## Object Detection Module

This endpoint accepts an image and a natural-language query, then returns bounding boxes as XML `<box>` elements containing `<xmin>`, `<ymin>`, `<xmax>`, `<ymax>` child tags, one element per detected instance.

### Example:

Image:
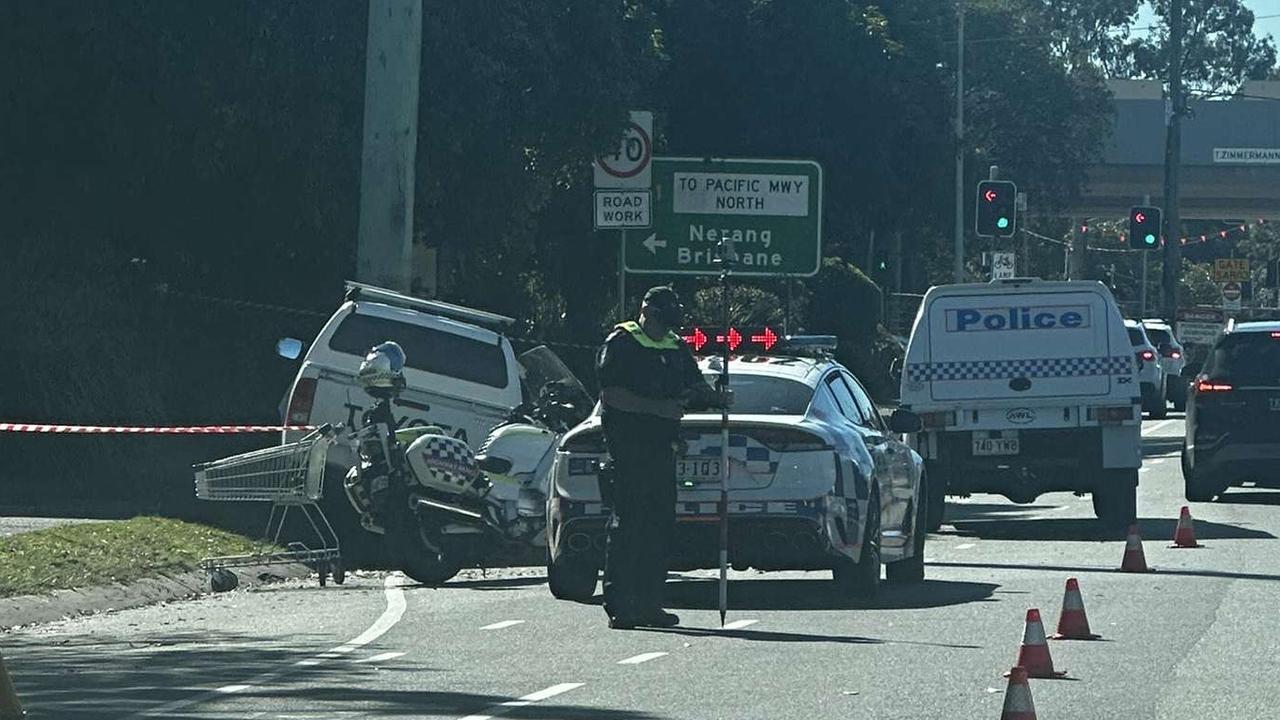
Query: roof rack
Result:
<box><xmin>343</xmin><ymin>281</ymin><xmax>516</xmax><ymax>329</ymax></box>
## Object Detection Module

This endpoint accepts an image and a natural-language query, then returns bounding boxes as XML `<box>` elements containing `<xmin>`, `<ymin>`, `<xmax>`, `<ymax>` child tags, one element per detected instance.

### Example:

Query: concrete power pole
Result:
<box><xmin>356</xmin><ymin>0</ymin><xmax>423</xmax><ymax>293</ymax></box>
<box><xmin>1161</xmin><ymin>0</ymin><xmax>1184</xmax><ymax>319</ymax></box>
<box><xmin>953</xmin><ymin>0</ymin><xmax>966</xmax><ymax>283</ymax></box>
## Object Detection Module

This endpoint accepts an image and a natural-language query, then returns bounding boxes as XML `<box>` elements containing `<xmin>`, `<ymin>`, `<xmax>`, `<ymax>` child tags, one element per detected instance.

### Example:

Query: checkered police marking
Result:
<box><xmin>906</xmin><ymin>355</ymin><xmax>1132</xmax><ymax>382</ymax></box>
<box><xmin>417</xmin><ymin>435</ymin><xmax>479</xmax><ymax>489</ymax></box>
<box><xmin>681</xmin><ymin>431</ymin><xmax>779</xmax><ymax>475</ymax></box>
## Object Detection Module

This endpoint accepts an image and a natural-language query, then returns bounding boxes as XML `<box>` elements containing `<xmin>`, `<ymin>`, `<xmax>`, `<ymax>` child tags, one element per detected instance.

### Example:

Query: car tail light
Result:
<box><xmin>286</xmin><ymin>377</ymin><xmax>317</xmax><ymax>424</ymax></box>
<box><xmin>1160</xmin><ymin>348</ymin><xmax>1182</xmax><ymax>359</ymax></box>
<box><xmin>1088</xmin><ymin>405</ymin><xmax>1133</xmax><ymax>424</ymax></box>
<box><xmin>1137</xmin><ymin>350</ymin><xmax>1156</xmax><ymax>363</ymax></box>
<box><xmin>561</xmin><ymin>431</ymin><xmax>606</xmax><ymax>454</ymax></box>
<box><xmin>749</xmin><ymin>427</ymin><xmax>830</xmax><ymax>451</ymax></box>
<box><xmin>1195</xmin><ymin>380</ymin><xmax>1233</xmax><ymax>393</ymax></box>
<box><xmin>918</xmin><ymin>410</ymin><xmax>956</xmax><ymax>429</ymax></box>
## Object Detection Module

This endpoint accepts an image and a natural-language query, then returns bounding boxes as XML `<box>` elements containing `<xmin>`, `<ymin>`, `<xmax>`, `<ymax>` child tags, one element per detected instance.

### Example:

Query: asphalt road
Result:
<box><xmin>7</xmin><ymin>415</ymin><xmax>1280</xmax><ymax>719</ymax></box>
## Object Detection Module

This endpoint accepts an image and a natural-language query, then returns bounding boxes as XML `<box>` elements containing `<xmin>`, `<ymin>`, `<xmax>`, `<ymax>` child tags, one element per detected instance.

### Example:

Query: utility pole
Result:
<box><xmin>1161</xmin><ymin>0</ymin><xmax>1184</xmax><ymax>320</ymax></box>
<box><xmin>953</xmin><ymin>0</ymin><xmax>966</xmax><ymax>283</ymax></box>
<box><xmin>356</xmin><ymin>0</ymin><xmax>423</xmax><ymax>293</ymax></box>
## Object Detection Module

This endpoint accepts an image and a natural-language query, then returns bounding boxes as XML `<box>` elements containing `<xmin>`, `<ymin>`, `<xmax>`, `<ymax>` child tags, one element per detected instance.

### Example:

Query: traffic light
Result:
<box><xmin>1128</xmin><ymin>206</ymin><xmax>1162</xmax><ymax>250</ymax></box>
<box><xmin>975</xmin><ymin>180</ymin><xmax>1017</xmax><ymax>238</ymax></box>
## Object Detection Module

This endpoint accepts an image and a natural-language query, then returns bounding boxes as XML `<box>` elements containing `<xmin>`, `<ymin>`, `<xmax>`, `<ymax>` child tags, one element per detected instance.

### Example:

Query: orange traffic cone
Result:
<box><xmin>1119</xmin><ymin>523</ymin><xmax>1151</xmax><ymax>572</ymax></box>
<box><xmin>1000</xmin><ymin>666</ymin><xmax>1038</xmax><ymax>720</ymax></box>
<box><xmin>1051</xmin><ymin>577</ymin><xmax>1102</xmax><ymax>640</ymax></box>
<box><xmin>1170</xmin><ymin>506</ymin><xmax>1202</xmax><ymax>548</ymax></box>
<box><xmin>0</xmin><ymin>651</ymin><xmax>25</xmax><ymax>719</ymax></box>
<box><xmin>1005</xmin><ymin>609</ymin><xmax>1067</xmax><ymax>679</ymax></box>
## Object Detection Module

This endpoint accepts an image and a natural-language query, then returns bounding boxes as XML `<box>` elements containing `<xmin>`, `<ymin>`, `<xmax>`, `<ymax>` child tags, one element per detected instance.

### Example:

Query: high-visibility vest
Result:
<box><xmin>614</xmin><ymin>321</ymin><xmax>682</xmax><ymax>350</ymax></box>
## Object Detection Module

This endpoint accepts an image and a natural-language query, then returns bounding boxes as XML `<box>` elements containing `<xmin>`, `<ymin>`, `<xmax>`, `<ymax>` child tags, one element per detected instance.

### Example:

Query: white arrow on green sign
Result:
<box><xmin>624</xmin><ymin>157</ymin><xmax>823</xmax><ymax>276</ymax></box>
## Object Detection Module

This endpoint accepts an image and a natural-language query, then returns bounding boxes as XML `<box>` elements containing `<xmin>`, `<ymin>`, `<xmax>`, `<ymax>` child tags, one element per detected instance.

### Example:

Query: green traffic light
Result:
<box><xmin>997</xmin><ymin>217</ymin><xmax>1010</xmax><ymax>229</ymax></box>
<box><xmin>1144</xmin><ymin>233</ymin><xmax>1156</xmax><ymax>246</ymax></box>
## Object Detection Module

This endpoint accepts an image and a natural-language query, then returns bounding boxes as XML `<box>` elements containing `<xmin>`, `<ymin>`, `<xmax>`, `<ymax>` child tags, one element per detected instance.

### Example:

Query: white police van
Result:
<box><xmin>899</xmin><ymin>279</ymin><xmax>1142</xmax><ymax>528</ymax></box>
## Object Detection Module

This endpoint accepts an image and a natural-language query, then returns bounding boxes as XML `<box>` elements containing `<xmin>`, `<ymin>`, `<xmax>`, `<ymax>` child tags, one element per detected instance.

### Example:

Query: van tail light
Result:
<box><xmin>1195</xmin><ymin>380</ymin><xmax>1233</xmax><ymax>393</ymax></box>
<box><xmin>918</xmin><ymin>411</ymin><xmax>957</xmax><ymax>429</ymax></box>
<box><xmin>286</xmin><ymin>377</ymin><xmax>318</xmax><ymax>424</ymax></box>
<box><xmin>1137</xmin><ymin>350</ymin><xmax>1156</xmax><ymax>363</ymax></box>
<box><xmin>1088</xmin><ymin>405</ymin><xmax>1134</xmax><ymax>424</ymax></box>
<box><xmin>1161</xmin><ymin>348</ymin><xmax>1182</xmax><ymax>359</ymax></box>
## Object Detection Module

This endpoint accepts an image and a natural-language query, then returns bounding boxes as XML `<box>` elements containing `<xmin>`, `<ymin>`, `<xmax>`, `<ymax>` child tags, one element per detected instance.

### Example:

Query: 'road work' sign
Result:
<box><xmin>594</xmin><ymin>190</ymin><xmax>651</xmax><ymax>229</ymax></box>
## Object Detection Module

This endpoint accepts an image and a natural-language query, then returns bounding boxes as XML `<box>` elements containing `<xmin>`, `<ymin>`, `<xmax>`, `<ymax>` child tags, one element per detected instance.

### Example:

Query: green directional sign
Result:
<box><xmin>624</xmin><ymin>157</ymin><xmax>823</xmax><ymax>276</ymax></box>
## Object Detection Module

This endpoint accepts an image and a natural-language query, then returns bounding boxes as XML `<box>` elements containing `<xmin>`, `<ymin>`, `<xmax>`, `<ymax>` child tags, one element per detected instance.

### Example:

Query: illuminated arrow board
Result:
<box><xmin>625</xmin><ymin>157</ymin><xmax>824</xmax><ymax>277</ymax></box>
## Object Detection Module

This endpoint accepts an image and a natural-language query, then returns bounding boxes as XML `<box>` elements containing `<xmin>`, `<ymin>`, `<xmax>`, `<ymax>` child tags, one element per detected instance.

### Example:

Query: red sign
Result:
<box><xmin>1222</xmin><ymin>282</ymin><xmax>1242</xmax><ymax>301</ymax></box>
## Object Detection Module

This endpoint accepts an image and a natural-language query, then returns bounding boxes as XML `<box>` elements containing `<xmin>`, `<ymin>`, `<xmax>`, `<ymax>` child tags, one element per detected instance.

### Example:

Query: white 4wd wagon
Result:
<box><xmin>899</xmin><ymin>279</ymin><xmax>1143</xmax><ymax>528</ymax></box>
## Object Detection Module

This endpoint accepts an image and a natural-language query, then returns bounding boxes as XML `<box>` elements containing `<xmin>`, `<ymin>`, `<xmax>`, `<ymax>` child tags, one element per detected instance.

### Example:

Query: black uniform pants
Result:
<box><xmin>601</xmin><ymin>415</ymin><xmax>677</xmax><ymax>619</ymax></box>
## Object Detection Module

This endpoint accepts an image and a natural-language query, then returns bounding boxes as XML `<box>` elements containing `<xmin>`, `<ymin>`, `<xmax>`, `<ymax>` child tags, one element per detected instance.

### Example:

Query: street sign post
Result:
<box><xmin>593</xmin><ymin>190</ymin><xmax>651</xmax><ymax>230</ymax></box>
<box><xmin>625</xmin><ymin>157</ymin><xmax>823</xmax><ymax>276</ymax></box>
<box><xmin>990</xmin><ymin>251</ymin><xmax>1016</xmax><ymax>280</ymax></box>
<box><xmin>1222</xmin><ymin>281</ymin><xmax>1242</xmax><ymax>311</ymax></box>
<box><xmin>1176</xmin><ymin>307</ymin><xmax>1225</xmax><ymax>346</ymax></box>
<box><xmin>594</xmin><ymin>111</ymin><xmax>653</xmax><ymax>190</ymax></box>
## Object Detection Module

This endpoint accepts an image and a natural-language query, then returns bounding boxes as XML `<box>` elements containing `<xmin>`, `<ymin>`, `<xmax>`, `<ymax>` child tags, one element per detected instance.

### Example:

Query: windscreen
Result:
<box><xmin>1145</xmin><ymin>327</ymin><xmax>1173</xmax><ymax>347</ymax></box>
<box><xmin>1203</xmin><ymin>333</ymin><xmax>1280</xmax><ymax>385</ymax></box>
<box><xmin>1127</xmin><ymin>327</ymin><xmax>1146</xmax><ymax>345</ymax></box>
<box><xmin>329</xmin><ymin>314</ymin><xmax>509</xmax><ymax>388</ymax></box>
<box><xmin>703</xmin><ymin>374</ymin><xmax>812</xmax><ymax>414</ymax></box>
<box><xmin>918</xmin><ymin>290</ymin><xmax>1122</xmax><ymax>400</ymax></box>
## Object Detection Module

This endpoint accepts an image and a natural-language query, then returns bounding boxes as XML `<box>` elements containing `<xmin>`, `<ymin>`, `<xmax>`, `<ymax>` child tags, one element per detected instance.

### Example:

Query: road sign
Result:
<box><xmin>594</xmin><ymin>190</ymin><xmax>651</xmax><ymax>229</ymax></box>
<box><xmin>625</xmin><ymin>157</ymin><xmax>823</xmax><ymax>276</ymax></box>
<box><xmin>1222</xmin><ymin>281</ymin><xmax>1242</xmax><ymax>310</ymax></box>
<box><xmin>991</xmin><ymin>251</ymin><xmax>1016</xmax><ymax>279</ymax></box>
<box><xmin>594</xmin><ymin>111</ymin><xmax>653</xmax><ymax>189</ymax></box>
<box><xmin>1213</xmin><ymin>258</ymin><xmax>1250</xmax><ymax>283</ymax></box>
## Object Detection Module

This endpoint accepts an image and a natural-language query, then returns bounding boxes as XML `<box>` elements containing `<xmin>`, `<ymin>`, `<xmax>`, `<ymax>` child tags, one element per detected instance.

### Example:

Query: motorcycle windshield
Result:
<box><xmin>517</xmin><ymin>346</ymin><xmax>592</xmax><ymax>417</ymax></box>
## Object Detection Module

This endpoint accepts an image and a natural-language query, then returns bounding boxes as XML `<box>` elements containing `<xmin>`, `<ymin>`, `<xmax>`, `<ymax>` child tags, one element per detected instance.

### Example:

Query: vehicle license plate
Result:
<box><xmin>972</xmin><ymin>438</ymin><xmax>1020</xmax><ymax>456</ymax></box>
<box><xmin>677</xmin><ymin>458</ymin><xmax>722</xmax><ymax>483</ymax></box>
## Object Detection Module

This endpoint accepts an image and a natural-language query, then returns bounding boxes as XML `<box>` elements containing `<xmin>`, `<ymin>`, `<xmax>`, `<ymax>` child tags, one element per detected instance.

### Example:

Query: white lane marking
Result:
<box><xmin>127</xmin><ymin>575</ymin><xmax>408</xmax><ymax>718</ymax></box>
<box><xmin>480</xmin><ymin>620</ymin><xmax>525</xmax><ymax>630</ymax></box>
<box><xmin>1151</xmin><ymin>458</ymin><xmax>1166</xmax><ymax>464</ymax></box>
<box><xmin>955</xmin><ymin>543</ymin><xmax>977</xmax><ymax>550</ymax></box>
<box><xmin>617</xmin><ymin>652</ymin><xmax>668</xmax><ymax>665</ymax></box>
<box><xmin>1140</xmin><ymin>467</ymin><xmax>1152</xmax><ymax>473</ymax></box>
<box><xmin>721</xmin><ymin>619</ymin><xmax>759</xmax><ymax>630</ymax></box>
<box><xmin>1143</xmin><ymin>419</ymin><xmax>1178</xmax><ymax>436</ymax></box>
<box><xmin>458</xmin><ymin>682</ymin><xmax>584</xmax><ymax>720</ymax></box>
<box><xmin>354</xmin><ymin>651</ymin><xmax>406</xmax><ymax>664</ymax></box>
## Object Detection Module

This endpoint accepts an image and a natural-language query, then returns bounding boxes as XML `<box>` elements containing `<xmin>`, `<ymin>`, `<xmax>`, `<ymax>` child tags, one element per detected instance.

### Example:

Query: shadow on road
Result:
<box><xmin>634</xmin><ymin>621</ymin><xmax>981</xmax><ymax>650</ymax></box>
<box><xmin>240</xmin><ymin>685</ymin><xmax>659</xmax><ymax>719</ymax></box>
<box><xmin>946</xmin><ymin>516</ymin><xmax>1274</xmax><ymax>542</ymax></box>
<box><xmin>660</xmin><ymin>577</ymin><xmax>999</xmax><ymax>612</ymax></box>
<box><xmin>1142</xmin><ymin>436</ymin><xmax>1183</xmax><ymax>457</ymax></box>
<box><xmin>1216</xmin><ymin>490</ymin><xmax>1280</xmax><ymax>506</ymax></box>
<box><xmin>928</xmin><ymin>560</ymin><xmax>1280</xmax><ymax>584</ymax></box>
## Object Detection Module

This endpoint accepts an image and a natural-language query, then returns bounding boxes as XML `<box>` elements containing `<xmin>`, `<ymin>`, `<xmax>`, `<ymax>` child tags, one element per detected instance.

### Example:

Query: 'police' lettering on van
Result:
<box><xmin>945</xmin><ymin>305</ymin><xmax>1091</xmax><ymax>332</ymax></box>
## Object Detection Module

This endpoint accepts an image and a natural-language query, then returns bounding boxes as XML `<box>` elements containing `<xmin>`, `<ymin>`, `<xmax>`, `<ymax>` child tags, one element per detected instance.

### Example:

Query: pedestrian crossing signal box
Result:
<box><xmin>1128</xmin><ymin>206</ymin><xmax>1162</xmax><ymax>250</ymax></box>
<box><xmin>975</xmin><ymin>180</ymin><xmax>1017</xmax><ymax>238</ymax></box>
<box><xmin>680</xmin><ymin>326</ymin><xmax>836</xmax><ymax>357</ymax></box>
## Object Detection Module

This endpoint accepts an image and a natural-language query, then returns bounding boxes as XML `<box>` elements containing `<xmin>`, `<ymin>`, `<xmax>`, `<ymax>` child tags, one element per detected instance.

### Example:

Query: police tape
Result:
<box><xmin>0</xmin><ymin>423</ymin><xmax>316</xmax><ymax>434</ymax></box>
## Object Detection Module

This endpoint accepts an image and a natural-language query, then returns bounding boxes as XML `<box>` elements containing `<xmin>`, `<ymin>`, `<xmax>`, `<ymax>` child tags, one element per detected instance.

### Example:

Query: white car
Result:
<box><xmin>545</xmin><ymin>336</ymin><xmax>929</xmax><ymax>603</ymax></box>
<box><xmin>1141</xmin><ymin>319</ymin><xmax>1188</xmax><ymax>410</ymax></box>
<box><xmin>1126</xmin><ymin>320</ymin><xmax>1168</xmax><ymax>418</ymax></box>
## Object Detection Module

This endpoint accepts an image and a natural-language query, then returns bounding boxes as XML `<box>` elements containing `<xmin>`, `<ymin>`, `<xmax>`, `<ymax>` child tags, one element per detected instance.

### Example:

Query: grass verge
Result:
<box><xmin>0</xmin><ymin>516</ymin><xmax>266</xmax><ymax>597</ymax></box>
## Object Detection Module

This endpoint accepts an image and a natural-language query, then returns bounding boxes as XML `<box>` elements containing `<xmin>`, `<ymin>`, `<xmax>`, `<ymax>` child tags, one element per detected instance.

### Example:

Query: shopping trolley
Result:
<box><xmin>193</xmin><ymin>424</ymin><xmax>343</xmax><ymax>588</ymax></box>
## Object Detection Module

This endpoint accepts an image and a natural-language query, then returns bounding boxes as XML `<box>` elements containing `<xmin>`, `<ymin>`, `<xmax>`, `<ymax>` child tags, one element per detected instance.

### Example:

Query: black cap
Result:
<box><xmin>642</xmin><ymin>285</ymin><xmax>681</xmax><ymax>308</ymax></box>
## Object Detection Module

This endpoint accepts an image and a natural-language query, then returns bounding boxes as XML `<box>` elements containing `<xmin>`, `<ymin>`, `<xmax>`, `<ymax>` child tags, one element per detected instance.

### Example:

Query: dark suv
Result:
<box><xmin>1182</xmin><ymin>321</ymin><xmax>1280</xmax><ymax>501</ymax></box>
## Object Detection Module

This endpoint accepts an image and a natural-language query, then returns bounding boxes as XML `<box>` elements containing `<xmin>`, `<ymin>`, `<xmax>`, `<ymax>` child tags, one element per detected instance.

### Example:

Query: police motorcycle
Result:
<box><xmin>343</xmin><ymin>342</ymin><xmax>590</xmax><ymax>585</ymax></box>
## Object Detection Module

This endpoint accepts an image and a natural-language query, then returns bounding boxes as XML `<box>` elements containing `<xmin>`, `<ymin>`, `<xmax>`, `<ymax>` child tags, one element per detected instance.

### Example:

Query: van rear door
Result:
<box><xmin>921</xmin><ymin>289</ymin><xmax>1121</xmax><ymax>401</ymax></box>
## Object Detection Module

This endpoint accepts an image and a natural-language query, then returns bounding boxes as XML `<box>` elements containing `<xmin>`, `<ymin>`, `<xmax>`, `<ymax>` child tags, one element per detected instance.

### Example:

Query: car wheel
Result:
<box><xmin>1182</xmin><ymin>451</ymin><xmax>1224</xmax><ymax>502</ymax></box>
<box><xmin>923</xmin><ymin>461</ymin><xmax>946</xmax><ymax>532</ymax></box>
<box><xmin>547</xmin><ymin>549</ymin><xmax>598</xmax><ymax>603</ymax></box>
<box><xmin>886</xmin><ymin>482</ymin><xmax>926</xmax><ymax>584</ymax></box>
<box><xmin>1092</xmin><ymin>469</ymin><xmax>1138</xmax><ymax>526</ymax></box>
<box><xmin>1149</xmin><ymin>379</ymin><xmax>1169</xmax><ymax>419</ymax></box>
<box><xmin>1170</xmin><ymin>379</ymin><xmax>1188</xmax><ymax>412</ymax></box>
<box><xmin>832</xmin><ymin>487</ymin><xmax>880</xmax><ymax>602</ymax></box>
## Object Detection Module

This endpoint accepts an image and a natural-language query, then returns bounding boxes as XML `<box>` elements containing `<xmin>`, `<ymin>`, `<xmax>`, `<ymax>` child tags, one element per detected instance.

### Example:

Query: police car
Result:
<box><xmin>545</xmin><ymin>330</ymin><xmax>929</xmax><ymax>603</ymax></box>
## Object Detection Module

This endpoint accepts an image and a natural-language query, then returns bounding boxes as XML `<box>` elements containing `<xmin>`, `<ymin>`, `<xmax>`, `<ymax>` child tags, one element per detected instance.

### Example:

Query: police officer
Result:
<box><xmin>596</xmin><ymin>285</ymin><xmax>724</xmax><ymax>629</ymax></box>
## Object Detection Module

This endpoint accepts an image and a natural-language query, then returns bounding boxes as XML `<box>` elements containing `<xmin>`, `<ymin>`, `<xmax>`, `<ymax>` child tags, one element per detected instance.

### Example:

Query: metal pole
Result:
<box><xmin>356</xmin><ymin>0</ymin><xmax>423</xmax><ymax>293</ymax></box>
<box><xmin>1161</xmin><ymin>0</ymin><xmax>1184</xmax><ymax>320</ymax></box>
<box><xmin>953</xmin><ymin>0</ymin><xmax>966</xmax><ymax>283</ymax></box>
<box><xmin>1140</xmin><ymin>194</ymin><xmax>1150</xmax><ymax>316</ymax></box>
<box><xmin>715</xmin><ymin>240</ymin><xmax>734</xmax><ymax>627</ymax></box>
<box><xmin>618</xmin><ymin>231</ymin><xmax>626</xmax><ymax>321</ymax></box>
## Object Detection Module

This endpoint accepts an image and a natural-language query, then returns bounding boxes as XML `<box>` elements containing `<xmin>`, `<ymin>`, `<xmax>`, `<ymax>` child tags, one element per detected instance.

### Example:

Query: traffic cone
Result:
<box><xmin>0</xmin><ymin>652</ymin><xmax>25</xmax><ymax>719</ymax></box>
<box><xmin>1119</xmin><ymin>523</ymin><xmax>1151</xmax><ymax>572</ymax></box>
<box><xmin>1004</xmin><ymin>609</ymin><xmax>1066</xmax><ymax>679</ymax></box>
<box><xmin>1051</xmin><ymin>577</ymin><xmax>1101</xmax><ymax>640</ymax></box>
<box><xmin>1000</xmin><ymin>666</ymin><xmax>1038</xmax><ymax>720</ymax></box>
<box><xmin>1170</xmin><ymin>506</ymin><xmax>1202</xmax><ymax>548</ymax></box>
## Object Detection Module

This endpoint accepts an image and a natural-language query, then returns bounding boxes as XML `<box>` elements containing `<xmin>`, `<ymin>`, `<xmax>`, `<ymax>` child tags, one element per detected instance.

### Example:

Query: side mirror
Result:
<box><xmin>476</xmin><ymin>455</ymin><xmax>513</xmax><ymax>476</ymax></box>
<box><xmin>276</xmin><ymin>337</ymin><xmax>305</xmax><ymax>360</ymax></box>
<box><xmin>887</xmin><ymin>409</ymin><xmax>923</xmax><ymax>434</ymax></box>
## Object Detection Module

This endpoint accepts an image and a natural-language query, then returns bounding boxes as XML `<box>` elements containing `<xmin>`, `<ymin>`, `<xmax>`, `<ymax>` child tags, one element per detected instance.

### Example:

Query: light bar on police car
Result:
<box><xmin>680</xmin><ymin>326</ymin><xmax>835</xmax><ymax>354</ymax></box>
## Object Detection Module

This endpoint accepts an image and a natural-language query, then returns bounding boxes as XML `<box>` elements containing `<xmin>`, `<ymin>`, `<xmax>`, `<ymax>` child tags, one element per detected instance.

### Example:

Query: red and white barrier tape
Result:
<box><xmin>0</xmin><ymin>423</ymin><xmax>316</xmax><ymax>434</ymax></box>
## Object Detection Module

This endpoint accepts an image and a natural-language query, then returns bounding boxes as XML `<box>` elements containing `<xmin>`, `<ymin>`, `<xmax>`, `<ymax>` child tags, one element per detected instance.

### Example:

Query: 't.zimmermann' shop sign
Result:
<box><xmin>1213</xmin><ymin>147</ymin><xmax>1280</xmax><ymax>164</ymax></box>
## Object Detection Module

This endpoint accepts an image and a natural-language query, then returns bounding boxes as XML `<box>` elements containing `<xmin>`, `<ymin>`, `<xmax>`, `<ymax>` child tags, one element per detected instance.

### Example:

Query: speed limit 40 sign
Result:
<box><xmin>594</xmin><ymin>110</ymin><xmax>652</xmax><ymax>189</ymax></box>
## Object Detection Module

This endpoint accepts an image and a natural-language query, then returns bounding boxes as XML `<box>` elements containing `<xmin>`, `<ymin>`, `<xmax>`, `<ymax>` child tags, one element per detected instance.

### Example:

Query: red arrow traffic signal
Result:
<box><xmin>983</xmin><ymin>189</ymin><xmax>997</xmax><ymax>203</ymax></box>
